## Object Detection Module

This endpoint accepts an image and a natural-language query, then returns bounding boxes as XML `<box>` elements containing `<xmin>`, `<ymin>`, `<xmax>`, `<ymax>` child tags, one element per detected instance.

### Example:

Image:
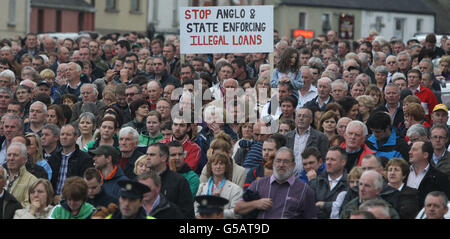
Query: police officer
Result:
<box><xmin>106</xmin><ymin>180</ymin><xmax>154</xmax><ymax>219</ymax></box>
<box><xmin>195</xmin><ymin>195</ymin><xmax>229</xmax><ymax>219</ymax></box>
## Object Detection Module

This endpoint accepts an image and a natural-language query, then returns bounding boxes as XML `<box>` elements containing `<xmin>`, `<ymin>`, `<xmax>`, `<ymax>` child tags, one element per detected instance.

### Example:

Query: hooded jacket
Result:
<box><xmin>365</xmin><ymin>127</ymin><xmax>410</xmax><ymax>161</ymax></box>
<box><xmin>49</xmin><ymin>201</ymin><xmax>95</xmax><ymax>219</ymax></box>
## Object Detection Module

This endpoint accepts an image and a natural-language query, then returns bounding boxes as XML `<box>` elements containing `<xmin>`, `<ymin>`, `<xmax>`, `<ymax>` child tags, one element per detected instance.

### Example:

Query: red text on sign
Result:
<box><xmin>184</xmin><ymin>9</ymin><xmax>212</xmax><ymax>20</ymax></box>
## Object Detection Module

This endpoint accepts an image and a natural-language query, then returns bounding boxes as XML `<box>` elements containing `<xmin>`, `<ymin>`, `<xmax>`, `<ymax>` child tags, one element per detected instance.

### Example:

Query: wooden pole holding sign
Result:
<box><xmin>269</xmin><ymin>52</ymin><xmax>274</xmax><ymax>80</ymax></box>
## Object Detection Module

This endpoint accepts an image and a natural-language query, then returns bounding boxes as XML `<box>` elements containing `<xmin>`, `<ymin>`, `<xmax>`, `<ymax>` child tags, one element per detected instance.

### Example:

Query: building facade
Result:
<box><xmin>93</xmin><ymin>0</ymin><xmax>149</xmax><ymax>35</ymax></box>
<box><xmin>30</xmin><ymin>0</ymin><xmax>95</xmax><ymax>33</ymax></box>
<box><xmin>0</xmin><ymin>0</ymin><xmax>29</xmax><ymax>39</ymax></box>
<box><xmin>269</xmin><ymin>0</ymin><xmax>435</xmax><ymax>41</ymax></box>
<box><xmin>361</xmin><ymin>11</ymin><xmax>434</xmax><ymax>42</ymax></box>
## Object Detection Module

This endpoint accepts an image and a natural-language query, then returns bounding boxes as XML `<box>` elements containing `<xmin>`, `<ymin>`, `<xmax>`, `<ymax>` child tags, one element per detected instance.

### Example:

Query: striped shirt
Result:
<box><xmin>56</xmin><ymin>150</ymin><xmax>75</xmax><ymax>195</ymax></box>
<box><xmin>246</xmin><ymin>175</ymin><xmax>317</xmax><ymax>219</ymax></box>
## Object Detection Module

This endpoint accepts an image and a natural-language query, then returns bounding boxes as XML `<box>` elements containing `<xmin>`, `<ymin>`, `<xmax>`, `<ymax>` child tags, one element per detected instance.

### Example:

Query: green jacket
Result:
<box><xmin>138</xmin><ymin>133</ymin><xmax>164</xmax><ymax>148</ymax></box>
<box><xmin>179</xmin><ymin>164</ymin><xmax>200</xmax><ymax>198</ymax></box>
<box><xmin>83</xmin><ymin>134</ymin><xmax>120</xmax><ymax>153</ymax></box>
<box><xmin>49</xmin><ymin>202</ymin><xmax>95</xmax><ymax>219</ymax></box>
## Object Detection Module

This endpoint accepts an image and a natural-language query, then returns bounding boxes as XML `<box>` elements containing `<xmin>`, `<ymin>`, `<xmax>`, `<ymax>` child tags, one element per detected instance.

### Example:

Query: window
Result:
<box><xmin>106</xmin><ymin>0</ymin><xmax>117</xmax><ymax>11</ymax></box>
<box><xmin>374</xmin><ymin>16</ymin><xmax>384</xmax><ymax>33</ymax></box>
<box><xmin>37</xmin><ymin>9</ymin><xmax>44</xmax><ymax>33</ymax></box>
<box><xmin>78</xmin><ymin>12</ymin><xmax>85</xmax><ymax>32</ymax></box>
<box><xmin>416</xmin><ymin>18</ymin><xmax>423</xmax><ymax>32</ymax></box>
<box><xmin>299</xmin><ymin>12</ymin><xmax>306</xmax><ymax>29</ymax></box>
<box><xmin>8</xmin><ymin>0</ymin><xmax>16</xmax><ymax>27</ymax></box>
<box><xmin>322</xmin><ymin>13</ymin><xmax>331</xmax><ymax>34</ymax></box>
<box><xmin>130</xmin><ymin>0</ymin><xmax>141</xmax><ymax>13</ymax></box>
<box><xmin>394</xmin><ymin>18</ymin><xmax>405</xmax><ymax>40</ymax></box>
<box><xmin>56</xmin><ymin>11</ymin><xmax>62</xmax><ymax>32</ymax></box>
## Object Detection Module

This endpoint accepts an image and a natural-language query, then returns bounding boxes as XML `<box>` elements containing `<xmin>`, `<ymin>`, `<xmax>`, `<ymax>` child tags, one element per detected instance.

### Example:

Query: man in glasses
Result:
<box><xmin>235</xmin><ymin>147</ymin><xmax>317</xmax><ymax>219</ymax></box>
<box><xmin>430</xmin><ymin>124</ymin><xmax>450</xmax><ymax>179</ymax></box>
<box><xmin>385</xmin><ymin>55</ymin><xmax>398</xmax><ymax>84</ymax></box>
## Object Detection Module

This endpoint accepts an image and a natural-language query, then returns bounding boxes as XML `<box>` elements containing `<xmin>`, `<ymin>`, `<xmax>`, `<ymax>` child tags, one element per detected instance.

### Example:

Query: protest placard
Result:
<box><xmin>180</xmin><ymin>5</ymin><xmax>273</xmax><ymax>54</ymax></box>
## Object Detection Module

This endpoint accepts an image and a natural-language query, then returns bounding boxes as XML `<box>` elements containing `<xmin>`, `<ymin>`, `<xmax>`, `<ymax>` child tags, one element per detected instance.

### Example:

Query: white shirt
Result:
<box><xmin>297</xmin><ymin>85</ymin><xmax>318</xmax><ymax>108</ymax></box>
<box><xmin>260</xmin><ymin>100</ymin><xmax>282</xmax><ymax>120</ymax></box>
<box><xmin>407</xmin><ymin>164</ymin><xmax>430</xmax><ymax>189</ymax></box>
<box><xmin>328</xmin><ymin>174</ymin><xmax>343</xmax><ymax>191</ymax></box>
<box><xmin>0</xmin><ymin>140</ymin><xmax>6</xmax><ymax>166</ymax></box>
<box><xmin>293</xmin><ymin>127</ymin><xmax>310</xmax><ymax>177</ymax></box>
<box><xmin>209</xmin><ymin>83</ymin><xmax>222</xmax><ymax>100</ymax></box>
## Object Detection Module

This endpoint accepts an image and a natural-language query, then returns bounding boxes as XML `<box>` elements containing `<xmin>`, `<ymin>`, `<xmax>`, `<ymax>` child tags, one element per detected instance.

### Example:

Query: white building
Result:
<box><xmin>361</xmin><ymin>11</ymin><xmax>435</xmax><ymax>42</ymax></box>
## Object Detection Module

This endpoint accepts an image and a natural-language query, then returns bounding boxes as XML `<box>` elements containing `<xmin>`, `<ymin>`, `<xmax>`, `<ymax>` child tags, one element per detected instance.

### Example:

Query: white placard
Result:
<box><xmin>180</xmin><ymin>5</ymin><xmax>273</xmax><ymax>54</ymax></box>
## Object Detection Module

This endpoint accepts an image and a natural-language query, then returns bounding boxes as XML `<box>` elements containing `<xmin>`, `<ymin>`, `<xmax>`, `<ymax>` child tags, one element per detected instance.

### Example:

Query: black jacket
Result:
<box><xmin>149</xmin><ymin>71</ymin><xmax>180</xmax><ymax>89</ymax></box>
<box><xmin>397</xmin><ymin>185</ymin><xmax>420</xmax><ymax>219</ymax></box>
<box><xmin>303</xmin><ymin>95</ymin><xmax>334</xmax><ymax>111</ymax></box>
<box><xmin>48</xmin><ymin>146</ymin><xmax>94</xmax><ymax>193</ymax></box>
<box><xmin>413</xmin><ymin>165</ymin><xmax>450</xmax><ymax>209</ymax></box>
<box><xmin>87</xmin><ymin>187</ymin><xmax>118</xmax><ymax>208</ymax></box>
<box><xmin>371</xmin><ymin>103</ymin><xmax>404</xmax><ymax>133</ymax></box>
<box><xmin>309</xmin><ymin>171</ymin><xmax>349</xmax><ymax>219</ymax></box>
<box><xmin>149</xmin><ymin>194</ymin><xmax>185</xmax><ymax>219</ymax></box>
<box><xmin>122</xmin><ymin>149</ymin><xmax>144</xmax><ymax>180</ymax></box>
<box><xmin>160</xmin><ymin>167</ymin><xmax>195</xmax><ymax>219</ymax></box>
<box><xmin>1</xmin><ymin>190</ymin><xmax>22</xmax><ymax>219</ymax></box>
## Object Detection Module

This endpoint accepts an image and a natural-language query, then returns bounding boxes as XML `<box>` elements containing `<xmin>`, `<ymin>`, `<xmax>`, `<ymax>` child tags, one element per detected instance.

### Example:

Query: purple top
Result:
<box><xmin>246</xmin><ymin>175</ymin><xmax>317</xmax><ymax>219</ymax></box>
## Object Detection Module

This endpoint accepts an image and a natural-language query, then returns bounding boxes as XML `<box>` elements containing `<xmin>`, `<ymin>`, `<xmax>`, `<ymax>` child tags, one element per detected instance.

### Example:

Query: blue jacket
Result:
<box><xmin>299</xmin><ymin>162</ymin><xmax>326</xmax><ymax>184</ymax></box>
<box><xmin>103</xmin><ymin>166</ymin><xmax>129</xmax><ymax>199</ymax></box>
<box><xmin>365</xmin><ymin>127</ymin><xmax>410</xmax><ymax>161</ymax></box>
<box><xmin>270</xmin><ymin>68</ymin><xmax>303</xmax><ymax>98</ymax></box>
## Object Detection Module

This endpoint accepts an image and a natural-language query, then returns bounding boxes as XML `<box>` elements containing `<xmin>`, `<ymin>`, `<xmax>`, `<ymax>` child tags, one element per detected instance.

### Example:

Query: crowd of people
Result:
<box><xmin>0</xmin><ymin>27</ymin><xmax>449</xmax><ymax>219</ymax></box>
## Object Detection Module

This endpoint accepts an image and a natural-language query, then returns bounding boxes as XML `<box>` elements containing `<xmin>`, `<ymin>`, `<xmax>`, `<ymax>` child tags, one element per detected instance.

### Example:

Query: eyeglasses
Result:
<box><xmin>387</xmin><ymin>61</ymin><xmax>396</xmax><ymax>65</ymax></box>
<box><xmin>274</xmin><ymin>159</ymin><xmax>293</xmax><ymax>165</ymax></box>
<box><xmin>431</xmin><ymin>136</ymin><xmax>447</xmax><ymax>141</ymax></box>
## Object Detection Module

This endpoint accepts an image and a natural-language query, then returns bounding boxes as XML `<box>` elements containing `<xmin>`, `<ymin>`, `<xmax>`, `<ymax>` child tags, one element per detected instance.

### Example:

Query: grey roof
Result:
<box><xmin>31</xmin><ymin>0</ymin><xmax>95</xmax><ymax>13</ymax></box>
<box><xmin>280</xmin><ymin>0</ymin><xmax>436</xmax><ymax>15</ymax></box>
<box><xmin>423</xmin><ymin>0</ymin><xmax>450</xmax><ymax>34</ymax></box>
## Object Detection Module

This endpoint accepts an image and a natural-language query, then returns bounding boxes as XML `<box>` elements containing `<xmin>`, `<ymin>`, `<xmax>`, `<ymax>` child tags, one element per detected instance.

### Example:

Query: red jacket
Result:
<box><xmin>159</xmin><ymin>136</ymin><xmax>201</xmax><ymax>171</ymax></box>
<box><xmin>414</xmin><ymin>84</ymin><xmax>438</xmax><ymax>119</ymax></box>
<box><xmin>340</xmin><ymin>141</ymin><xmax>376</xmax><ymax>166</ymax></box>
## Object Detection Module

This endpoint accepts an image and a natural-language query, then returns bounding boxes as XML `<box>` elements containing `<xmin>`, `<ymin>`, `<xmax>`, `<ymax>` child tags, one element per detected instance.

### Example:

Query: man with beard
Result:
<box><xmin>235</xmin><ymin>147</ymin><xmax>317</xmax><ymax>219</ymax></box>
<box><xmin>159</xmin><ymin>116</ymin><xmax>201</xmax><ymax>172</ymax></box>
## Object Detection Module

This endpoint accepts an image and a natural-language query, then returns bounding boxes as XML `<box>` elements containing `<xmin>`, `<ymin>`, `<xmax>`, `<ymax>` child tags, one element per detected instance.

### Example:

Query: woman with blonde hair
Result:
<box><xmin>254</xmin><ymin>76</ymin><xmax>271</xmax><ymax>114</ymax></box>
<box><xmin>14</xmin><ymin>179</ymin><xmax>55</xmax><ymax>219</ymax></box>
<box><xmin>133</xmin><ymin>154</ymin><xmax>149</xmax><ymax>178</ymax></box>
<box><xmin>25</xmin><ymin>133</ymin><xmax>52</xmax><ymax>180</ymax></box>
<box><xmin>356</xmin><ymin>95</ymin><xmax>376</xmax><ymax>123</ymax></box>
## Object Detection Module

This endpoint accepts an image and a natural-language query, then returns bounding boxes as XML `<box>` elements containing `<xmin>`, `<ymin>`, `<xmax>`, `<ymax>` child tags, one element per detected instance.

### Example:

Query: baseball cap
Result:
<box><xmin>88</xmin><ymin>145</ymin><xmax>120</xmax><ymax>163</ymax></box>
<box><xmin>37</xmin><ymin>80</ymin><xmax>50</xmax><ymax>87</ymax></box>
<box><xmin>433</xmin><ymin>104</ymin><xmax>448</xmax><ymax>113</ymax></box>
